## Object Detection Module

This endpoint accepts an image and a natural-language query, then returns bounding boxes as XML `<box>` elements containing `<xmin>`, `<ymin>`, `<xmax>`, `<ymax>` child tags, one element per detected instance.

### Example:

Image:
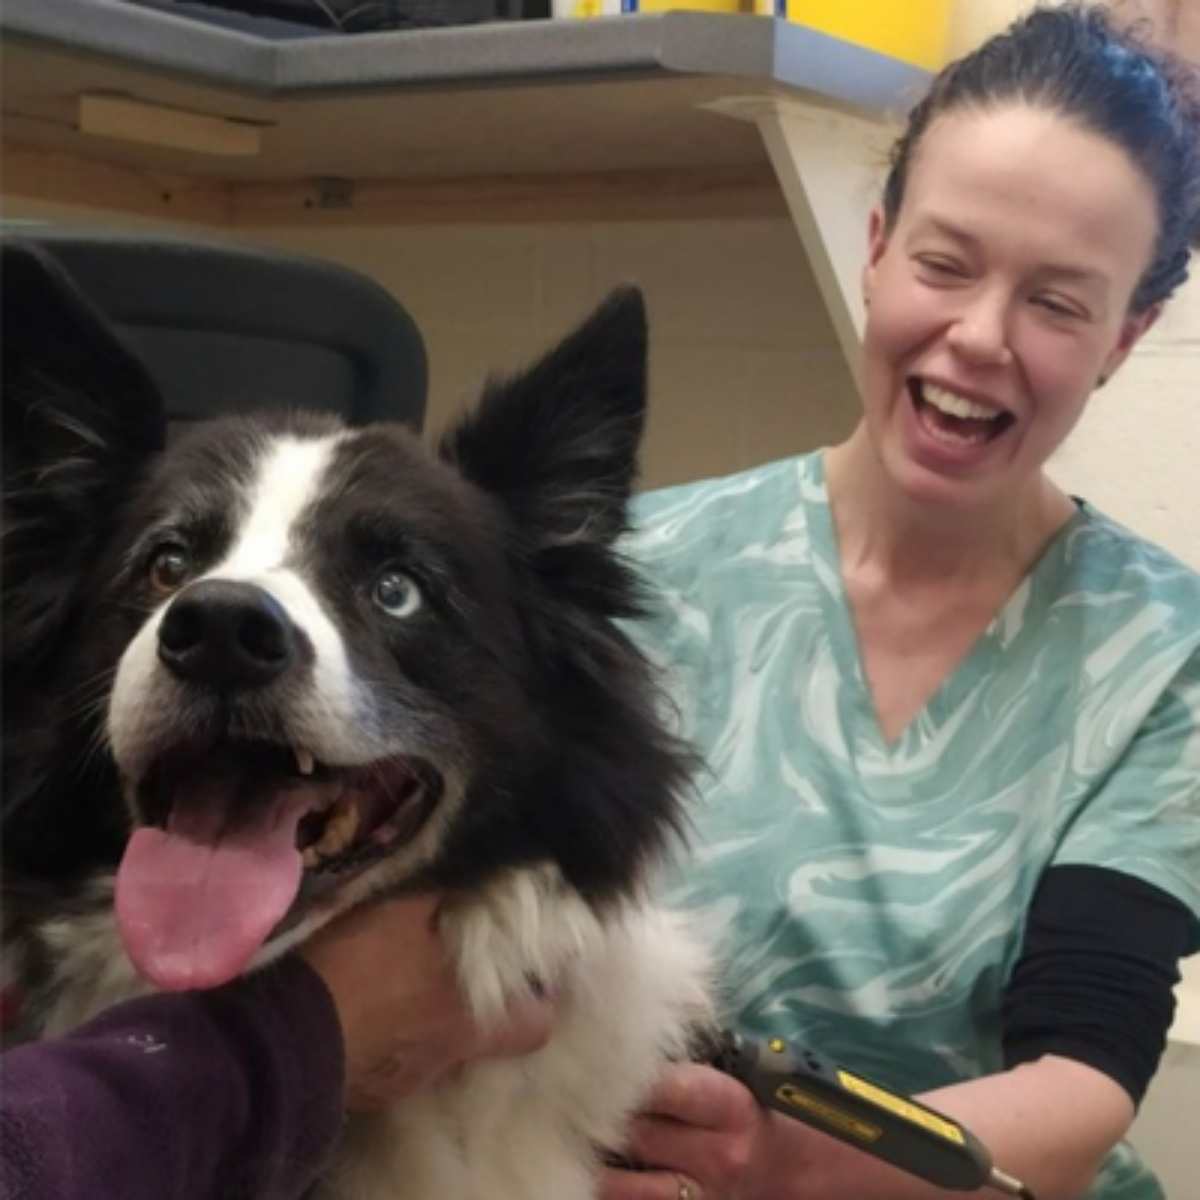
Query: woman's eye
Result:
<box><xmin>148</xmin><ymin>544</ymin><xmax>193</xmax><ymax>595</ymax></box>
<box><xmin>915</xmin><ymin>255</ymin><xmax>965</xmax><ymax>280</ymax></box>
<box><xmin>1033</xmin><ymin>294</ymin><xmax>1082</xmax><ymax>319</ymax></box>
<box><xmin>372</xmin><ymin>571</ymin><xmax>423</xmax><ymax>620</ymax></box>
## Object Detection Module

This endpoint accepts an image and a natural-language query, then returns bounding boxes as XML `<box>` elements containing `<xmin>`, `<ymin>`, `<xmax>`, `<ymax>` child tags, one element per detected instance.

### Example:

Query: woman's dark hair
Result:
<box><xmin>882</xmin><ymin>3</ymin><xmax>1200</xmax><ymax>312</ymax></box>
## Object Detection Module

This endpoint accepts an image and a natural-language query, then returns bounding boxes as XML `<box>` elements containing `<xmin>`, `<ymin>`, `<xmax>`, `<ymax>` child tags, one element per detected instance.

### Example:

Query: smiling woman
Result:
<box><xmin>610</xmin><ymin>7</ymin><xmax>1200</xmax><ymax>1200</ymax></box>
<box><xmin>855</xmin><ymin>101</ymin><xmax>1160</xmax><ymax>516</ymax></box>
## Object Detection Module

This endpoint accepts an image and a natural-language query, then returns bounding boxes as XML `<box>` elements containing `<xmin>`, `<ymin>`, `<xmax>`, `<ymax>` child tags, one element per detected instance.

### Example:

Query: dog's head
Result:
<box><xmin>2</xmin><ymin>242</ymin><xmax>690</xmax><ymax>993</ymax></box>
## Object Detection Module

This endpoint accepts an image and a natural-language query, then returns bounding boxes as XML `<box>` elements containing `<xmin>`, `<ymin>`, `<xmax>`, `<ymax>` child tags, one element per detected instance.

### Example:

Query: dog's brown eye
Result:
<box><xmin>373</xmin><ymin>570</ymin><xmax>422</xmax><ymax>619</ymax></box>
<box><xmin>149</xmin><ymin>545</ymin><xmax>192</xmax><ymax>595</ymax></box>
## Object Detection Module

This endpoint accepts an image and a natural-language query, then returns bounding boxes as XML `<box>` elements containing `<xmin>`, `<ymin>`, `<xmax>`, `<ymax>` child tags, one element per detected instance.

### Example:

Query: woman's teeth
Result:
<box><xmin>910</xmin><ymin>380</ymin><xmax>1012</xmax><ymax>448</ymax></box>
<box><xmin>920</xmin><ymin>383</ymin><xmax>1002</xmax><ymax>421</ymax></box>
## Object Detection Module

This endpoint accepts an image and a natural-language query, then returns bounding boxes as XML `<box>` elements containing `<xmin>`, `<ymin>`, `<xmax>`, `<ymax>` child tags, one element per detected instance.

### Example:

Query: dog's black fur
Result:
<box><xmin>4</xmin><ymin>243</ymin><xmax>166</xmax><ymax>884</ymax></box>
<box><xmin>1</xmin><ymin>240</ymin><xmax>693</xmax><ymax>1032</ymax></box>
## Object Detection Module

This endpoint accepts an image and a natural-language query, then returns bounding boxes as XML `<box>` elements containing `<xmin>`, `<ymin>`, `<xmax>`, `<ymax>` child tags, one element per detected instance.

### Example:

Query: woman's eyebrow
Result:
<box><xmin>908</xmin><ymin>214</ymin><xmax>979</xmax><ymax>247</ymax></box>
<box><xmin>1036</xmin><ymin>262</ymin><xmax>1108</xmax><ymax>286</ymax></box>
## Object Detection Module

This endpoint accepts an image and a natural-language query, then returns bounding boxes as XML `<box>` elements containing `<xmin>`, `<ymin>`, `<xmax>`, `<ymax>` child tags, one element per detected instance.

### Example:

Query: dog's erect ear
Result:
<box><xmin>2</xmin><ymin>239</ymin><xmax>167</xmax><ymax>674</ymax></box>
<box><xmin>440</xmin><ymin>287</ymin><xmax>647</xmax><ymax>555</ymax></box>
<box><xmin>2</xmin><ymin>239</ymin><xmax>166</xmax><ymax>465</ymax></box>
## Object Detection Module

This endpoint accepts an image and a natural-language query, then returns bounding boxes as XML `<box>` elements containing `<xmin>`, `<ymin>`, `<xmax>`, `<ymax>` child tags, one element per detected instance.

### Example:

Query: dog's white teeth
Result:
<box><xmin>294</xmin><ymin>746</ymin><xmax>315</xmax><ymax>776</ymax></box>
<box><xmin>312</xmin><ymin>796</ymin><xmax>360</xmax><ymax>859</ymax></box>
<box><xmin>302</xmin><ymin>847</ymin><xmax>320</xmax><ymax>869</ymax></box>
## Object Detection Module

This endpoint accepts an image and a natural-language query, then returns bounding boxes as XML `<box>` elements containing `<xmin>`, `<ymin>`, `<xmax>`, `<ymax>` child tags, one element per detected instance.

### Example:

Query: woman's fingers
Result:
<box><xmin>640</xmin><ymin>1061</ymin><xmax>759</xmax><ymax>1131</ymax></box>
<box><xmin>623</xmin><ymin>1113</ymin><xmax>754</xmax><ymax>1187</ymax></box>
<box><xmin>605</xmin><ymin>1063</ymin><xmax>768</xmax><ymax>1198</ymax></box>
<box><xmin>597</xmin><ymin>1168</ymin><xmax>702</xmax><ymax>1200</ymax></box>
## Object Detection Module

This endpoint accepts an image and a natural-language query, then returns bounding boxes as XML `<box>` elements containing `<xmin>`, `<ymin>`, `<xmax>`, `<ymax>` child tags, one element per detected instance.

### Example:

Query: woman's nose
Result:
<box><xmin>946</xmin><ymin>289</ymin><xmax>1014</xmax><ymax>367</ymax></box>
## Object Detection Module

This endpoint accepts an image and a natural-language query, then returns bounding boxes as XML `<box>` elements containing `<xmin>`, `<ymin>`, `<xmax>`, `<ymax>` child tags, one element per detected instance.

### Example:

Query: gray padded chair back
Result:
<box><xmin>5</xmin><ymin>228</ymin><xmax>427</xmax><ymax>433</ymax></box>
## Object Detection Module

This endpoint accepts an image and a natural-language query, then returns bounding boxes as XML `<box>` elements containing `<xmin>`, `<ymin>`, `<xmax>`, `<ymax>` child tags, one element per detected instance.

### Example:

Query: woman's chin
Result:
<box><xmin>880</xmin><ymin>442</ymin><xmax>1012</xmax><ymax>513</ymax></box>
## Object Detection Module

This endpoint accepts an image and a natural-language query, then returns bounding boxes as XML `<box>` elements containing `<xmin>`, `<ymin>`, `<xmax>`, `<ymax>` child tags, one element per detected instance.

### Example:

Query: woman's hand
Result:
<box><xmin>599</xmin><ymin>1062</ymin><xmax>773</xmax><ymax>1200</ymax></box>
<box><xmin>299</xmin><ymin>894</ymin><xmax>555</xmax><ymax>1111</ymax></box>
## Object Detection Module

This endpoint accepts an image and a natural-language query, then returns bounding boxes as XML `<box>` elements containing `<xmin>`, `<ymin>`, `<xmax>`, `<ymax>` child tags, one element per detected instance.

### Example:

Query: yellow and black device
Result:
<box><xmin>709</xmin><ymin>1031</ymin><xmax>1035</xmax><ymax>1198</ymax></box>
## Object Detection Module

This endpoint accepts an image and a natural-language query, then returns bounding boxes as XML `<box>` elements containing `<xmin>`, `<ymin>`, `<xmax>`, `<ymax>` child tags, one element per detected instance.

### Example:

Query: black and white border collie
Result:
<box><xmin>2</xmin><ymin>241</ymin><xmax>712</xmax><ymax>1198</ymax></box>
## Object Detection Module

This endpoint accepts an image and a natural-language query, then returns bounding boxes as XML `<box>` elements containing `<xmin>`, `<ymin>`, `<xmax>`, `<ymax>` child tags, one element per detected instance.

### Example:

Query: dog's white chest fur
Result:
<box><xmin>332</xmin><ymin>873</ymin><xmax>711</xmax><ymax>1199</ymax></box>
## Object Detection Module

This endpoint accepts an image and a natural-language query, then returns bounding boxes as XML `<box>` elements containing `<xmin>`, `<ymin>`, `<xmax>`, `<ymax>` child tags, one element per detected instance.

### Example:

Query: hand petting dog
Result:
<box><xmin>301</xmin><ymin>894</ymin><xmax>557</xmax><ymax>1111</ymax></box>
<box><xmin>599</xmin><ymin>1062</ymin><xmax>771</xmax><ymax>1200</ymax></box>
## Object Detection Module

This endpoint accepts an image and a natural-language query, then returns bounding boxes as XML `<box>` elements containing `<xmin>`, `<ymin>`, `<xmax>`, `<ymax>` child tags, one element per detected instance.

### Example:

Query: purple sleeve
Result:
<box><xmin>0</xmin><ymin>955</ymin><xmax>345</xmax><ymax>1200</ymax></box>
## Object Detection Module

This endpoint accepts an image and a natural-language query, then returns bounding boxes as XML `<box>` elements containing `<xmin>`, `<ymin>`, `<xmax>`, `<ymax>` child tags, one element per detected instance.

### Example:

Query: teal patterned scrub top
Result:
<box><xmin>626</xmin><ymin>451</ymin><xmax>1200</xmax><ymax>1199</ymax></box>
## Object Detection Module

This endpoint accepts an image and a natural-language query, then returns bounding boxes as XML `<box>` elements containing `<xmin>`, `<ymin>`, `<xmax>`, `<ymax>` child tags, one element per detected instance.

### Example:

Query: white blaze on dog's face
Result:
<box><xmin>109</xmin><ymin>434</ymin><xmax>359</xmax><ymax>774</ymax></box>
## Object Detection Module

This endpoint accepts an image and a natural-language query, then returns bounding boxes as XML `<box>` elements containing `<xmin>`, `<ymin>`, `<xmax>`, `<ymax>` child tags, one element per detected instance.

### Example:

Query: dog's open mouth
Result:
<box><xmin>114</xmin><ymin>739</ymin><xmax>441</xmax><ymax>994</ymax></box>
<box><xmin>139</xmin><ymin>741</ymin><xmax>440</xmax><ymax>874</ymax></box>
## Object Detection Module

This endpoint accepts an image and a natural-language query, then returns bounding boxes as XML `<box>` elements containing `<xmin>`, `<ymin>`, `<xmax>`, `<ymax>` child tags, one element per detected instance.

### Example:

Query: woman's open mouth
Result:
<box><xmin>909</xmin><ymin>378</ymin><xmax>1015</xmax><ymax>447</ymax></box>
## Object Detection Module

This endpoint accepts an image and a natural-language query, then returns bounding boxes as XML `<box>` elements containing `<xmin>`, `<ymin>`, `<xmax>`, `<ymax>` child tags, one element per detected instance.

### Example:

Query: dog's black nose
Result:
<box><xmin>158</xmin><ymin>580</ymin><xmax>297</xmax><ymax>689</ymax></box>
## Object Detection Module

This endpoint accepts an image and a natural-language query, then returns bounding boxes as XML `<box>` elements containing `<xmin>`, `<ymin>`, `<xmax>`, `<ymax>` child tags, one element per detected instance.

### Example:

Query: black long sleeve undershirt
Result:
<box><xmin>1002</xmin><ymin>864</ymin><xmax>1193</xmax><ymax>1106</ymax></box>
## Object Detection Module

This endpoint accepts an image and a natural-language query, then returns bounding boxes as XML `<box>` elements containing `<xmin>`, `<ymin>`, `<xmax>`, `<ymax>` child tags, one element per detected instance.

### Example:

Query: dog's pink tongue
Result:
<box><xmin>115</xmin><ymin>788</ymin><xmax>314</xmax><ymax>992</ymax></box>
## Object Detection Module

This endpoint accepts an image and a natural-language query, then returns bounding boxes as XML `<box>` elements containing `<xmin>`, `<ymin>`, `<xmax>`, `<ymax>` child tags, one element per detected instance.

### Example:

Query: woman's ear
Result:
<box><xmin>862</xmin><ymin>207</ymin><xmax>889</xmax><ymax>309</ymax></box>
<box><xmin>1100</xmin><ymin>303</ymin><xmax>1162</xmax><ymax>386</ymax></box>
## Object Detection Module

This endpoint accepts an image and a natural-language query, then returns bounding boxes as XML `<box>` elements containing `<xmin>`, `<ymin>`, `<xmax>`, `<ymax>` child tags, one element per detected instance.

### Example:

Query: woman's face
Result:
<box><xmin>861</xmin><ymin>103</ymin><xmax>1160</xmax><ymax>511</ymax></box>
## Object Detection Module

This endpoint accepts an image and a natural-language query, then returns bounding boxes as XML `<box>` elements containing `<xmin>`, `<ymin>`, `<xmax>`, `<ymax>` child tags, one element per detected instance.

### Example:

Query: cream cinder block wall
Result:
<box><xmin>1051</xmin><ymin>275</ymin><xmax>1200</xmax><ymax>567</ymax></box>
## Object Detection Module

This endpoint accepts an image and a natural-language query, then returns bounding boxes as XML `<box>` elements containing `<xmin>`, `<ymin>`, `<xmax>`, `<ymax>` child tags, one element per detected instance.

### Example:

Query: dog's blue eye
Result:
<box><xmin>373</xmin><ymin>571</ymin><xmax>422</xmax><ymax>619</ymax></box>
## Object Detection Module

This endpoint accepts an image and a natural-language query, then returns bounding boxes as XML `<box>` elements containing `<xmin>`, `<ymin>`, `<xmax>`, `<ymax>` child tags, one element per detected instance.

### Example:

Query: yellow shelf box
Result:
<box><xmin>557</xmin><ymin>1</ymin><xmax>951</xmax><ymax>72</ymax></box>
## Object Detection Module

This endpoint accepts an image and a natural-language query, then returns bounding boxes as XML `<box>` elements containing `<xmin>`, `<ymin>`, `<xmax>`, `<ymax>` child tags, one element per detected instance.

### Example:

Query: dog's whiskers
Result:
<box><xmin>78</xmin><ymin>712</ymin><xmax>119</xmax><ymax>776</ymax></box>
<box><xmin>57</xmin><ymin>665</ymin><xmax>118</xmax><ymax>709</ymax></box>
